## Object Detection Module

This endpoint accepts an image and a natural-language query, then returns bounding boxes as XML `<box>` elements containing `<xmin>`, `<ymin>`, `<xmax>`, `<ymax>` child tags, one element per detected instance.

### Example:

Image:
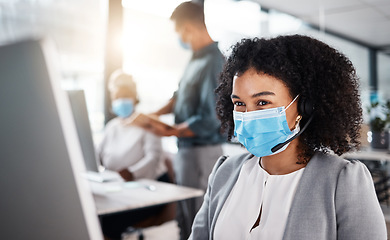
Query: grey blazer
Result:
<box><xmin>189</xmin><ymin>152</ymin><xmax>387</xmax><ymax>240</ymax></box>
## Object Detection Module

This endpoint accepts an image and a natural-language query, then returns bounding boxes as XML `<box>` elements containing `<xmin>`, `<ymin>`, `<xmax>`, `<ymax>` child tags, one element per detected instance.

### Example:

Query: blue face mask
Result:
<box><xmin>233</xmin><ymin>96</ymin><xmax>300</xmax><ymax>157</ymax></box>
<box><xmin>178</xmin><ymin>37</ymin><xmax>191</xmax><ymax>50</ymax></box>
<box><xmin>112</xmin><ymin>99</ymin><xmax>134</xmax><ymax>118</ymax></box>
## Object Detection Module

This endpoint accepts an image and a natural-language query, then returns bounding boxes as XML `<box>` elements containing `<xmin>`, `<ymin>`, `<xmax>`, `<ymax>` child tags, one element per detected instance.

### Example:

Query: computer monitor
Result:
<box><xmin>67</xmin><ymin>90</ymin><xmax>100</xmax><ymax>172</ymax></box>
<box><xmin>0</xmin><ymin>39</ymin><xmax>103</xmax><ymax>239</ymax></box>
<box><xmin>66</xmin><ymin>90</ymin><xmax>120</xmax><ymax>183</ymax></box>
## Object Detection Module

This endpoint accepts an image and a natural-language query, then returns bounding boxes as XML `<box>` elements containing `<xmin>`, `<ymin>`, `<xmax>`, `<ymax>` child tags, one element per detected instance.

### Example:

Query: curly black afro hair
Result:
<box><xmin>216</xmin><ymin>35</ymin><xmax>363</xmax><ymax>162</ymax></box>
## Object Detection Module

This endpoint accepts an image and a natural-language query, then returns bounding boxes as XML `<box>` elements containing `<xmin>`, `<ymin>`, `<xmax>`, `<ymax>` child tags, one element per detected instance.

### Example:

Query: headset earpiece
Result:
<box><xmin>271</xmin><ymin>97</ymin><xmax>314</xmax><ymax>153</ymax></box>
<box><xmin>298</xmin><ymin>98</ymin><xmax>314</xmax><ymax>117</ymax></box>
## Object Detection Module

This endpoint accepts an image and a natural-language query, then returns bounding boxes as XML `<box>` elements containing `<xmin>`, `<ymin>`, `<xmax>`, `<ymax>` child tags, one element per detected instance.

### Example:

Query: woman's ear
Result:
<box><xmin>294</xmin><ymin>115</ymin><xmax>302</xmax><ymax>128</ymax></box>
<box><xmin>135</xmin><ymin>98</ymin><xmax>140</xmax><ymax>105</ymax></box>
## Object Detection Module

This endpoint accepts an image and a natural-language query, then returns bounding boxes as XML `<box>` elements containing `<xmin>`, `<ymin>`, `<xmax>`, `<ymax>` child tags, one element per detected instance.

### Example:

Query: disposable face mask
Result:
<box><xmin>112</xmin><ymin>98</ymin><xmax>134</xmax><ymax>118</ymax></box>
<box><xmin>178</xmin><ymin>37</ymin><xmax>191</xmax><ymax>50</ymax></box>
<box><xmin>233</xmin><ymin>96</ymin><xmax>300</xmax><ymax>157</ymax></box>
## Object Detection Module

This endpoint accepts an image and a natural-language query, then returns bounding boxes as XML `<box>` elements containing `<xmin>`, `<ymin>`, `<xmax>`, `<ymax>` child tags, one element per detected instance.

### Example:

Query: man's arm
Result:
<box><xmin>152</xmin><ymin>97</ymin><xmax>176</xmax><ymax>116</ymax></box>
<box><xmin>143</xmin><ymin>119</ymin><xmax>195</xmax><ymax>138</ymax></box>
<box><xmin>149</xmin><ymin>96</ymin><xmax>195</xmax><ymax>137</ymax></box>
<box><xmin>184</xmin><ymin>64</ymin><xmax>222</xmax><ymax>138</ymax></box>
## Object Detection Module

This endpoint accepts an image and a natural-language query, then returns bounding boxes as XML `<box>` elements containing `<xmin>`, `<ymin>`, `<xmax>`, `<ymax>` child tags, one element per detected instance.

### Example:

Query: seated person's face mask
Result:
<box><xmin>233</xmin><ymin>95</ymin><xmax>300</xmax><ymax>157</ymax></box>
<box><xmin>112</xmin><ymin>98</ymin><xmax>134</xmax><ymax>118</ymax></box>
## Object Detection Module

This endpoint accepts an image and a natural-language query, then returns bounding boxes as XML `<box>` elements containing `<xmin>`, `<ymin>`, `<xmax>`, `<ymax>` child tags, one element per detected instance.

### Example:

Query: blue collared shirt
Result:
<box><xmin>173</xmin><ymin>42</ymin><xmax>226</xmax><ymax>147</ymax></box>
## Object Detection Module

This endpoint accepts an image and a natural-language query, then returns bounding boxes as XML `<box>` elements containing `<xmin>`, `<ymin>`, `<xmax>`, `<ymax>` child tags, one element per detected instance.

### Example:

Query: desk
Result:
<box><xmin>90</xmin><ymin>179</ymin><xmax>204</xmax><ymax>216</ymax></box>
<box><xmin>343</xmin><ymin>148</ymin><xmax>390</xmax><ymax>162</ymax></box>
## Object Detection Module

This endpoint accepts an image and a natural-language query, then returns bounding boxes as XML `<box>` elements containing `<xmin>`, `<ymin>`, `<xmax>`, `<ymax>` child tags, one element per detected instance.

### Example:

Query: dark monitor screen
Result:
<box><xmin>0</xmin><ymin>39</ymin><xmax>103</xmax><ymax>239</ymax></box>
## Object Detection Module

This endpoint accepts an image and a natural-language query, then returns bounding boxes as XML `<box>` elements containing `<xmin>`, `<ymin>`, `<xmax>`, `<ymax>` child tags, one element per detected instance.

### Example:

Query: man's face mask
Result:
<box><xmin>178</xmin><ymin>37</ymin><xmax>191</xmax><ymax>50</ymax></box>
<box><xmin>233</xmin><ymin>95</ymin><xmax>300</xmax><ymax>157</ymax></box>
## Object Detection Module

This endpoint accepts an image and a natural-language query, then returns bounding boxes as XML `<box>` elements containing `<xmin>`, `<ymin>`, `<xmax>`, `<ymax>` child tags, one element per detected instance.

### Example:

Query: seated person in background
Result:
<box><xmin>97</xmin><ymin>69</ymin><xmax>168</xmax><ymax>182</ymax></box>
<box><xmin>97</xmin><ymin>70</ymin><xmax>173</xmax><ymax>240</ymax></box>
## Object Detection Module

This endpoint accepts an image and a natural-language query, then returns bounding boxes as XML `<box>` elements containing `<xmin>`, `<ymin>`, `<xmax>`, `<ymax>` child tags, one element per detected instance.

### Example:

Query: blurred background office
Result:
<box><xmin>1</xmin><ymin>0</ymin><xmax>389</xmax><ymax>151</ymax></box>
<box><xmin>1</xmin><ymin>0</ymin><xmax>389</xmax><ymax>239</ymax></box>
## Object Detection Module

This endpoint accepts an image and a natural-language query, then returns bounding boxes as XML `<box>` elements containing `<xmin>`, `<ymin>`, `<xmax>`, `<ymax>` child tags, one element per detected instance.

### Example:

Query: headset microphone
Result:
<box><xmin>271</xmin><ymin>114</ymin><xmax>314</xmax><ymax>153</ymax></box>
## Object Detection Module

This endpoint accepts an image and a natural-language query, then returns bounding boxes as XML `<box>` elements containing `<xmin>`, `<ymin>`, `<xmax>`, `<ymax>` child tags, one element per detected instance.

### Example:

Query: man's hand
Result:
<box><xmin>146</xmin><ymin>121</ymin><xmax>195</xmax><ymax>137</ymax></box>
<box><xmin>121</xmin><ymin>111</ymin><xmax>195</xmax><ymax>138</ymax></box>
<box><xmin>174</xmin><ymin>122</ymin><xmax>195</xmax><ymax>137</ymax></box>
<box><xmin>147</xmin><ymin>123</ymin><xmax>179</xmax><ymax>137</ymax></box>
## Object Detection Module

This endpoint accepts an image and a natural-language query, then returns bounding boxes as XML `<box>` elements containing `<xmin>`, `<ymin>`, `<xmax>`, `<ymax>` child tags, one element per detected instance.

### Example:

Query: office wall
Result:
<box><xmin>1</xmin><ymin>0</ymin><xmax>387</xmax><ymax>137</ymax></box>
<box><xmin>378</xmin><ymin>53</ymin><xmax>390</xmax><ymax>100</ymax></box>
<box><xmin>122</xmin><ymin>6</ymin><xmax>191</xmax><ymax>113</ymax></box>
<box><xmin>0</xmin><ymin>0</ymin><xmax>107</xmax><ymax>137</ymax></box>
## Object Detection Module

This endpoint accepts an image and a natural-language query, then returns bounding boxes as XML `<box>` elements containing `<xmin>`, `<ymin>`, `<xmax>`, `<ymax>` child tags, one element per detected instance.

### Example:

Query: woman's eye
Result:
<box><xmin>258</xmin><ymin>100</ymin><xmax>269</xmax><ymax>106</ymax></box>
<box><xmin>234</xmin><ymin>101</ymin><xmax>245</xmax><ymax>106</ymax></box>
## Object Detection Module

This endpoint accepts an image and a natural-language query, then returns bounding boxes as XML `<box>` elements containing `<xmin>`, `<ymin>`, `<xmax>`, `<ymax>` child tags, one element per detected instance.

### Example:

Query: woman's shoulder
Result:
<box><xmin>102</xmin><ymin>118</ymin><xmax>121</xmax><ymax>136</ymax></box>
<box><xmin>310</xmin><ymin>152</ymin><xmax>365</xmax><ymax>168</ymax></box>
<box><xmin>207</xmin><ymin>153</ymin><xmax>253</xmax><ymax>196</ymax></box>
<box><xmin>213</xmin><ymin>153</ymin><xmax>253</xmax><ymax>177</ymax></box>
<box><xmin>307</xmin><ymin>152</ymin><xmax>370</xmax><ymax>181</ymax></box>
<box><xmin>104</xmin><ymin>119</ymin><xmax>149</xmax><ymax>137</ymax></box>
<box><xmin>105</xmin><ymin>117</ymin><xmax>121</xmax><ymax>129</ymax></box>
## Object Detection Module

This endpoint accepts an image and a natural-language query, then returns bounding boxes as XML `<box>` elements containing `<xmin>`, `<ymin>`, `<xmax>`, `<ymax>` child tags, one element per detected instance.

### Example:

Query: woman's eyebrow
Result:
<box><xmin>231</xmin><ymin>91</ymin><xmax>275</xmax><ymax>100</ymax></box>
<box><xmin>252</xmin><ymin>91</ymin><xmax>275</xmax><ymax>98</ymax></box>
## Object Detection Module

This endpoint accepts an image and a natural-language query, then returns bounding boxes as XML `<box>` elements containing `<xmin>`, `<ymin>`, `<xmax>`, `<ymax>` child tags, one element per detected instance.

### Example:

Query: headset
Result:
<box><xmin>271</xmin><ymin>97</ymin><xmax>314</xmax><ymax>153</ymax></box>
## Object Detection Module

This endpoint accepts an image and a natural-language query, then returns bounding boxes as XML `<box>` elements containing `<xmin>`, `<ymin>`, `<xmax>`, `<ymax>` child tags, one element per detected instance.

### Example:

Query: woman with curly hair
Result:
<box><xmin>189</xmin><ymin>35</ymin><xmax>387</xmax><ymax>240</ymax></box>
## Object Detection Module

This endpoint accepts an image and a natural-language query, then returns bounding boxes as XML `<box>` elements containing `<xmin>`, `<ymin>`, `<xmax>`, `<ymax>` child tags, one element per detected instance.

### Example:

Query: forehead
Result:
<box><xmin>232</xmin><ymin>68</ymin><xmax>290</xmax><ymax>97</ymax></box>
<box><xmin>110</xmin><ymin>87</ymin><xmax>136</xmax><ymax>98</ymax></box>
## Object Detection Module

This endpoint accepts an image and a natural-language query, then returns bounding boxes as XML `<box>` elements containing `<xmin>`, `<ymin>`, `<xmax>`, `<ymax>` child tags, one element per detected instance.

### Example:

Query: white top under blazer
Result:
<box><xmin>214</xmin><ymin>156</ymin><xmax>304</xmax><ymax>240</ymax></box>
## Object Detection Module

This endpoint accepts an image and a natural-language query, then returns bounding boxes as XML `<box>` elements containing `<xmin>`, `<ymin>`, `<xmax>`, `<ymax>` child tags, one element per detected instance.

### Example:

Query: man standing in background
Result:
<box><xmin>150</xmin><ymin>2</ymin><xmax>225</xmax><ymax>239</ymax></box>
